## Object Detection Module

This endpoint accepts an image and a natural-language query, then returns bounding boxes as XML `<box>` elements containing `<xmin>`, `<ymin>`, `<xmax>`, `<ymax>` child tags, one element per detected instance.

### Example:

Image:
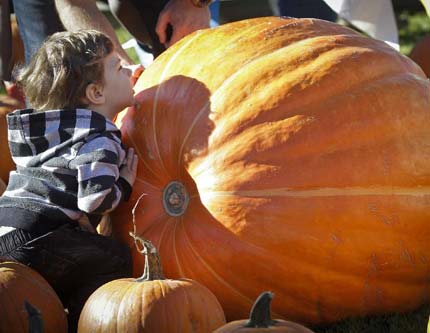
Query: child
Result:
<box><xmin>0</xmin><ymin>30</ymin><xmax>138</xmax><ymax>332</ymax></box>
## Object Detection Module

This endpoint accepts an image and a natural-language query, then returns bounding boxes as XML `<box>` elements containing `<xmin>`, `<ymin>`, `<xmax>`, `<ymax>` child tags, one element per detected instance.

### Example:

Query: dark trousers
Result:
<box><xmin>0</xmin><ymin>224</ymin><xmax>132</xmax><ymax>333</ymax></box>
<box><xmin>278</xmin><ymin>0</ymin><xmax>337</xmax><ymax>22</ymax></box>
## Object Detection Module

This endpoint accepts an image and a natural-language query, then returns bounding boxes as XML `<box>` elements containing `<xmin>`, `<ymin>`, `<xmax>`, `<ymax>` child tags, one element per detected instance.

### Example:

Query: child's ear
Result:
<box><xmin>85</xmin><ymin>83</ymin><xmax>105</xmax><ymax>105</ymax></box>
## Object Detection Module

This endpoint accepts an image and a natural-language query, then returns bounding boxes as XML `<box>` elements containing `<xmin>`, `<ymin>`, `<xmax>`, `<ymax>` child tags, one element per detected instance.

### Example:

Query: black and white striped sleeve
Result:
<box><xmin>69</xmin><ymin>135</ymin><xmax>131</xmax><ymax>215</ymax></box>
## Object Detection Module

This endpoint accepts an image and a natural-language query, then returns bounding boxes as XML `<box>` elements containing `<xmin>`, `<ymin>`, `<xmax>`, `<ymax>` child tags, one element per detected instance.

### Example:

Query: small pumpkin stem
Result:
<box><xmin>25</xmin><ymin>301</ymin><xmax>44</xmax><ymax>333</ymax></box>
<box><xmin>245</xmin><ymin>291</ymin><xmax>277</xmax><ymax>328</ymax></box>
<box><xmin>130</xmin><ymin>232</ymin><xmax>165</xmax><ymax>281</ymax></box>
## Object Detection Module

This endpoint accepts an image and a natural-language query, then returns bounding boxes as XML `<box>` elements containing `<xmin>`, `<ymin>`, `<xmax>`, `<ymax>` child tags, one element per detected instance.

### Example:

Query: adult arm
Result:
<box><xmin>54</xmin><ymin>0</ymin><xmax>134</xmax><ymax>65</ymax></box>
<box><xmin>156</xmin><ymin>0</ymin><xmax>211</xmax><ymax>48</ymax></box>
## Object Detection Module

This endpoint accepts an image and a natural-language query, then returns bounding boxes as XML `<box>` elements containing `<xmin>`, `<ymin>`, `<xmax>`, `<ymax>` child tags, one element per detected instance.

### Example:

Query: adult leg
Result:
<box><xmin>12</xmin><ymin>0</ymin><xmax>63</xmax><ymax>63</ymax></box>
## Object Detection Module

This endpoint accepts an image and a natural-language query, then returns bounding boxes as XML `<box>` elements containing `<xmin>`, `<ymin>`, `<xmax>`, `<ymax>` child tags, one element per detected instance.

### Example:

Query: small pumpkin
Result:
<box><xmin>409</xmin><ymin>35</ymin><xmax>430</xmax><ymax>78</ymax></box>
<box><xmin>77</xmin><ymin>236</ymin><xmax>226</xmax><ymax>333</ymax></box>
<box><xmin>214</xmin><ymin>291</ymin><xmax>315</xmax><ymax>333</ymax></box>
<box><xmin>0</xmin><ymin>94</ymin><xmax>24</xmax><ymax>184</ymax></box>
<box><xmin>0</xmin><ymin>261</ymin><xmax>68</xmax><ymax>333</ymax></box>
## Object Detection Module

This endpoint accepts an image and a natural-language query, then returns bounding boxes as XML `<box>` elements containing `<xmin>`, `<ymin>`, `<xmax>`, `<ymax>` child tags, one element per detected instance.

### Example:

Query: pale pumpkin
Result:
<box><xmin>0</xmin><ymin>94</ymin><xmax>24</xmax><ymax>183</ymax></box>
<box><xmin>77</xmin><ymin>237</ymin><xmax>226</xmax><ymax>333</ymax></box>
<box><xmin>111</xmin><ymin>17</ymin><xmax>430</xmax><ymax>324</ymax></box>
<box><xmin>215</xmin><ymin>291</ymin><xmax>315</xmax><ymax>333</ymax></box>
<box><xmin>0</xmin><ymin>261</ymin><xmax>68</xmax><ymax>333</ymax></box>
<box><xmin>409</xmin><ymin>35</ymin><xmax>430</xmax><ymax>78</ymax></box>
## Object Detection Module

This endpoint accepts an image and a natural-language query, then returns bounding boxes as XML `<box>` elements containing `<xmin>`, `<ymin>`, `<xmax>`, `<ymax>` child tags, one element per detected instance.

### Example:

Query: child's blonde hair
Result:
<box><xmin>16</xmin><ymin>30</ymin><xmax>114</xmax><ymax>111</ymax></box>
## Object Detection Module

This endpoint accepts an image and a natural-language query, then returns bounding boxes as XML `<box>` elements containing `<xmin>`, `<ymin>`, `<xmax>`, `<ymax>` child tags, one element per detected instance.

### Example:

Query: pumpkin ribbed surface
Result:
<box><xmin>112</xmin><ymin>17</ymin><xmax>430</xmax><ymax>324</ymax></box>
<box><xmin>78</xmin><ymin>278</ymin><xmax>225</xmax><ymax>333</ymax></box>
<box><xmin>0</xmin><ymin>262</ymin><xmax>67</xmax><ymax>333</ymax></box>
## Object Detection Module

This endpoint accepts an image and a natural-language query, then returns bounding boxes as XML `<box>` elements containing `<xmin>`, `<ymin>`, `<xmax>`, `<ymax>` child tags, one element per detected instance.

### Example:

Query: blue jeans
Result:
<box><xmin>12</xmin><ymin>0</ymin><xmax>63</xmax><ymax>63</ymax></box>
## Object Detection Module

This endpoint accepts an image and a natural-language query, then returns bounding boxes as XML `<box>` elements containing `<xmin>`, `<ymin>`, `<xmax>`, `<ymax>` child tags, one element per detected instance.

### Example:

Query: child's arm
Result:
<box><xmin>70</xmin><ymin>135</ymin><xmax>138</xmax><ymax>215</ymax></box>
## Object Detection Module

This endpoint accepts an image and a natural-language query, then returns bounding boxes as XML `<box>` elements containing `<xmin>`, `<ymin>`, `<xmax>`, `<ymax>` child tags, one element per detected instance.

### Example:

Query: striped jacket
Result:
<box><xmin>0</xmin><ymin>108</ymin><xmax>132</xmax><ymax>229</ymax></box>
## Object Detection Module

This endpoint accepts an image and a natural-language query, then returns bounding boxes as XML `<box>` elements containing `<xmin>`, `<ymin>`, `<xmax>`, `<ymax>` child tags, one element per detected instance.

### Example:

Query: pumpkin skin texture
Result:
<box><xmin>77</xmin><ymin>238</ymin><xmax>226</xmax><ymax>333</ymax></box>
<box><xmin>409</xmin><ymin>35</ymin><xmax>430</xmax><ymax>78</ymax></box>
<box><xmin>112</xmin><ymin>17</ymin><xmax>430</xmax><ymax>325</ymax></box>
<box><xmin>0</xmin><ymin>94</ymin><xmax>24</xmax><ymax>183</ymax></box>
<box><xmin>0</xmin><ymin>261</ymin><xmax>68</xmax><ymax>333</ymax></box>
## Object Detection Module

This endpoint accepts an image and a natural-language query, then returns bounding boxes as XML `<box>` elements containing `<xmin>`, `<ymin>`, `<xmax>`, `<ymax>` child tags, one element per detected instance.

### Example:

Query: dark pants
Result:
<box><xmin>278</xmin><ymin>0</ymin><xmax>337</xmax><ymax>22</ymax></box>
<box><xmin>0</xmin><ymin>224</ymin><xmax>132</xmax><ymax>333</ymax></box>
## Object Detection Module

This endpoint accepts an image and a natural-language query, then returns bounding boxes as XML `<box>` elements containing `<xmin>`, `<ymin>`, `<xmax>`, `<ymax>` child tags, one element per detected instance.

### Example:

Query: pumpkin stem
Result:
<box><xmin>25</xmin><ymin>301</ymin><xmax>44</xmax><ymax>333</ymax></box>
<box><xmin>244</xmin><ymin>291</ymin><xmax>277</xmax><ymax>328</ymax></box>
<box><xmin>130</xmin><ymin>232</ymin><xmax>165</xmax><ymax>281</ymax></box>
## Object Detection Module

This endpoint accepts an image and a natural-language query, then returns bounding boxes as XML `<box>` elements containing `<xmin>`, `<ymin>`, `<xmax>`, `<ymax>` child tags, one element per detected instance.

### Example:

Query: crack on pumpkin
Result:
<box><xmin>362</xmin><ymin>254</ymin><xmax>385</xmax><ymax>309</ymax></box>
<box><xmin>399</xmin><ymin>242</ymin><xmax>415</xmax><ymax>265</ymax></box>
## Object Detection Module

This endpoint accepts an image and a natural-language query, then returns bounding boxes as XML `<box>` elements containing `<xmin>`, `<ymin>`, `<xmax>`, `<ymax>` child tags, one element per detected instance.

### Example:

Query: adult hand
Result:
<box><xmin>156</xmin><ymin>0</ymin><xmax>210</xmax><ymax>48</ymax></box>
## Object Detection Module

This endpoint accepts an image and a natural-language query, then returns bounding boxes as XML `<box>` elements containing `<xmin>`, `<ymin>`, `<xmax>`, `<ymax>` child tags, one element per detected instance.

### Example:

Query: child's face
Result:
<box><xmin>100</xmin><ymin>52</ymin><xmax>135</xmax><ymax>119</ymax></box>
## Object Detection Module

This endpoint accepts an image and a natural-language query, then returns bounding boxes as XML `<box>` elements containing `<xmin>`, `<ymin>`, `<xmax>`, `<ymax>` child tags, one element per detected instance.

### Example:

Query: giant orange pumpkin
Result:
<box><xmin>112</xmin><ymin>17</ymin><xmax>430</xmax><ymax>325</ymax></box>
<box><xmin>0</xmin><ymin>261</ymin><xmax>68</xmax><ymax>333</ymax></box>
<box><xmin>0</xmin><ymin>94</ymin><xmax>23</xmax><ymax>183</ymax></box>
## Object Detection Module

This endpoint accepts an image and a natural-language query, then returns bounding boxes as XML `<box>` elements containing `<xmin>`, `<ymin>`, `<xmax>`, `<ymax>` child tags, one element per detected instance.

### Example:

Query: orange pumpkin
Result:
<box><xmin>0</xmin><ymin>261</ymin><xmax>68</xmax><ymax>333</ymax></box>
<box><xmin>0</xmin><ymin>94</ymin><xmax>23</xmax><ymax>184</ymax></box>
<box><xmin>77</xmin><ymin>237</ymin><xmax>226</xmax><ymax>333</ymax></box>
<box><xmin>215</xmin><ymin>291</ymin><xmax>315</xmax><ymax>332</ymax></box>
<box><xmin>409</xmin><ymin>35</ymin><xmax>430</xmax><ymax>78</ymax></box>
<box><xmin>112</xmin><ymin>17</ymin><xmax>430</xmax><ymax>324</ymax></box>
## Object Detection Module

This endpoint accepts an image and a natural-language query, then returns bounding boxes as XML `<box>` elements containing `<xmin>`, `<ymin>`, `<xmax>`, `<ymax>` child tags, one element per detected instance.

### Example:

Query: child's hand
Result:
<box><xmin>120</xmin><ymin>147</ymin><xmax>139</xmax><ymax>186</ymax></box>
